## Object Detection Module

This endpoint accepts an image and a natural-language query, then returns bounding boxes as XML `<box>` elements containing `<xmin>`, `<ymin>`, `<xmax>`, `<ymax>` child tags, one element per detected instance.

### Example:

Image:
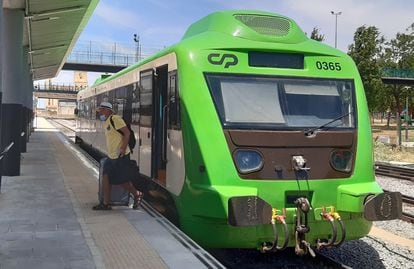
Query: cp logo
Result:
<box><xmin>207</xmin><ymin>53</ymin><xmax>238</xmax><ymax>68</ymax></box>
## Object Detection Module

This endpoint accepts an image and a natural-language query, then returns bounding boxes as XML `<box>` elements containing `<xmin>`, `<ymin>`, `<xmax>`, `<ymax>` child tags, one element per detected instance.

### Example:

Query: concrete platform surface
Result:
<box><xmin>0</xmin><ymin>117</ymin><xmax>222</xmax><ymax>269</ymax></box>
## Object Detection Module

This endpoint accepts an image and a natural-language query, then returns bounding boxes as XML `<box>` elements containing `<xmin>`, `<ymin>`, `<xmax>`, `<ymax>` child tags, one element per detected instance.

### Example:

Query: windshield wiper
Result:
<box><xmin>304</xmin><ymin>112</ymin><xmax>352</xmax><ymax>136</ymax></box>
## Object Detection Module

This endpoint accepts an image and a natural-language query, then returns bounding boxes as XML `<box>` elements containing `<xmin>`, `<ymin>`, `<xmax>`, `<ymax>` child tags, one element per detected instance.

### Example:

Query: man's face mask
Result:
<box><xmin>99</xmin><ymin>114</ymin><xmax>107</xmax><ymax>121</ymax></box>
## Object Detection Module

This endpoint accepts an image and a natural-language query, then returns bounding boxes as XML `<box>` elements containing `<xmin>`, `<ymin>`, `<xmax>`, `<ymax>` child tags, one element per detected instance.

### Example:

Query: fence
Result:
<box><xmin>66</xmin><ymin>41</ymin><xmax>163</xmax><ymax>66</ymax></box>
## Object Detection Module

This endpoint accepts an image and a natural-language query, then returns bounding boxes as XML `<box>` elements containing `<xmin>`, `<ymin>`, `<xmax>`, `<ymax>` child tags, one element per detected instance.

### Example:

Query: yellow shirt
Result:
<box><xmin>103</xmin><ymin>115</ymin><xmax>131</xmax><ymax>159</ymax></box>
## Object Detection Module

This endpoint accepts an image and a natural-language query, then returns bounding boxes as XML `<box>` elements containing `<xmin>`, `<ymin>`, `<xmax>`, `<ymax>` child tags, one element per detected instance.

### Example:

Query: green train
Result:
<box><xmin>76</xmin><ymin>10</ymin><xmax>402</xmax><ymax>255</ymax></box>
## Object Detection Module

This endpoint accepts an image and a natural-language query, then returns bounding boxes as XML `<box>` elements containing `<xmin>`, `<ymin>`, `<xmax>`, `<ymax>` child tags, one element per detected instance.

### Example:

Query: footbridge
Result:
<box><xmin>33</xmin><ymin>84</ymin><xmax>80</xmax><ymax>100</ymax></box>
<box><xmin>62</xmin><ymin>40</ymin><xmax>161</xmax><ymax>72</ymax></box>
<box><xmin>382</xmin><ymin>68</ymin><xmax>414</xmax><ymax>85</ymax></box>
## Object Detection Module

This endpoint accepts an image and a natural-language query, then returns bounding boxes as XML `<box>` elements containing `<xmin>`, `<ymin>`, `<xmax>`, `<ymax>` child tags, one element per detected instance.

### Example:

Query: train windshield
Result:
<box><xmin>205</xmin><ymin>74</ymin><xmax>356</xmax><ymax>130</ymax></box>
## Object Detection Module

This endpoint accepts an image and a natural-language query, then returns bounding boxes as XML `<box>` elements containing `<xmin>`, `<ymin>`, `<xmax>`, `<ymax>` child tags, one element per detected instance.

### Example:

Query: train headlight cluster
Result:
<box><xmin>234</xmin><ymin>150</ymin><xmax>264</xmax><ymax>174</ymax></box>
<box><xmin>330</xmin><ymin>150</ymin><xmax>353</xmax><ymax>172</ymax></box>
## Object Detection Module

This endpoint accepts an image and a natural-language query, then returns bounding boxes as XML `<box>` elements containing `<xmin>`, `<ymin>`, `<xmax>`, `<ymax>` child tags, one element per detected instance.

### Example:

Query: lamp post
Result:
<box><xmin>404</xmin><ymin>86</ymin><xmax>411</xmax><ymax>143</ymax></box>
<box><xmin>133</xmin><ymin>34</ymin><xmax>140</xmax><ymax>62</ymax></box>
<box><xmin>330</xmin><ymin>11</ymin><xmax>342</xmax><ymax>48</ymax></box>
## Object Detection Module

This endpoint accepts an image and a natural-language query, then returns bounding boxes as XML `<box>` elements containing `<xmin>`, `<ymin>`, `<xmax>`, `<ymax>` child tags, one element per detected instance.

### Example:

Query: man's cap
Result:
<box><xmin>98</xmin><ymin>102</ymin><xmax>113</xmax><ymax>111</ymax></box>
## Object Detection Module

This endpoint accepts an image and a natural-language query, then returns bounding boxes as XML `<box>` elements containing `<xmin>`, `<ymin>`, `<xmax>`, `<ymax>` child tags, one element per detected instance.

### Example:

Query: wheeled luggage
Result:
<box><xmin>98</xmin><ymin>157</ymin><xmax>130</xmax><ymax>206</ymax></box>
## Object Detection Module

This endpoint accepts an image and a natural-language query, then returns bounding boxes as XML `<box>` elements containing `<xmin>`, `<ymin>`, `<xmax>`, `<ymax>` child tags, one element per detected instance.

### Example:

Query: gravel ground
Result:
<box><xmin>375</xmin><ymin>175</ymin><xmax>414</xmax><ymax>241</ymax></box>
<box><xmin>375</xmin><ymin>175</ymin><xmax>414</xmax><ymax>197</ymax></box>
<box><xmin>320</xmin><ymin>236</ymin><xmax>414</xmax><ymax>268</ymax></box>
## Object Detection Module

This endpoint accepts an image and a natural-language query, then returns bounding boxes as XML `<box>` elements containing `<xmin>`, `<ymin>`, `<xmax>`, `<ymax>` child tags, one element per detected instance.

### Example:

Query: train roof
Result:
<box><xmin>182</xmin><ymin>10</ymin><xmax>307</xmax><ymax>44</ymax></box>
<box><xmin>80</xmin><ymin>10</ymin><xmax>347</xmax><ymax>95</ymax></box>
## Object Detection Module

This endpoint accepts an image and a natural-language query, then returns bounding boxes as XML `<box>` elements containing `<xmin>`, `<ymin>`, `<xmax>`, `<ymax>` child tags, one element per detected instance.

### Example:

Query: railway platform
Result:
<box><xmin>0</xmin><ymin>117</ymin><xmax>222</xmax><ymax>269</ymax></box>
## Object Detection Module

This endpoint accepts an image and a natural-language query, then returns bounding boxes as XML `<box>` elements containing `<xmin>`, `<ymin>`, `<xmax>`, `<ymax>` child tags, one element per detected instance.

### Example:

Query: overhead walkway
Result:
<box><xmin>381</xmin><ymin>68</ymin><xmax>414</xmax><ymax>85</ymax></box>
<box><xmin>33</xmin><ymin>90</ymin><xmax>78</xmax><ymax>100</ymax></box>
<box><xmin>0</xmin><ymin>118</ymin><xmax>224</xmax><ymax>269</ymax></box>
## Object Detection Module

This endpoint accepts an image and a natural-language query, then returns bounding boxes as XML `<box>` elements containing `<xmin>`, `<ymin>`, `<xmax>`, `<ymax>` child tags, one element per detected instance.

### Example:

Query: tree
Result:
<box><xmin>380</xmin><ymin>30</ymin><xmax>414</xmax><ymax>122</ymax></box>
<box><xmin>348</xmin><ymin>26</ymin><xmax>385</xmax><ymax>114</ymax></box>
<box><xmin>310</xmin><ymin>27</ymin><xmax>325</xmax><ymax>41</ymax></box>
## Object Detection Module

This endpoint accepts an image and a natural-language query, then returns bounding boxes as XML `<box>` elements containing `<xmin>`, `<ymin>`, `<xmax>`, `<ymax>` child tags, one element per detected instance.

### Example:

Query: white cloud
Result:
<box><xmin>284</xmin><ymin>0</ymin><xmax>413</xmax><ymax>50</ymax></box>
<box><xmin>94</xmin><ymin>2</ymin><xmax>143</xmax><ymax>31</ymax></box>
<box><xmin>201</xmin><ymin>0</ymin><xmax>413</xmax><ymax>51</ymax></box>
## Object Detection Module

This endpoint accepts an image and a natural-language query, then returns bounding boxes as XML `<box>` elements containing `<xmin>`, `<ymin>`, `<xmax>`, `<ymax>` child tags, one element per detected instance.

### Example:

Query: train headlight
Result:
<box><xmin>330</xmin><ymin>150</ymin><xmax>353</xmax><ymax>172</ymax></box>
<box><xmin>234</xmin><ymin>150</ymin><xmax>264</xmax><ymax>174</ymax></box>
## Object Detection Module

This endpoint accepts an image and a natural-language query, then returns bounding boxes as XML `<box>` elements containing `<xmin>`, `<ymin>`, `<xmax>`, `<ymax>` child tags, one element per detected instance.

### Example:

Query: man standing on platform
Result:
<box><xmin>92</xmin><ymin>102</ymin><xmax>143</xmax><ymax>210</ymax></box>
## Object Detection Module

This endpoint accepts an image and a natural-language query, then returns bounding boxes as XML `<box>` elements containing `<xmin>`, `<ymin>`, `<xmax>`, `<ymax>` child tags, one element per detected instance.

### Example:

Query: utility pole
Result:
<box><xmin>330</xmin><ymin>11</ymin><xmax>342</xmax><ymax>48</ymax></box>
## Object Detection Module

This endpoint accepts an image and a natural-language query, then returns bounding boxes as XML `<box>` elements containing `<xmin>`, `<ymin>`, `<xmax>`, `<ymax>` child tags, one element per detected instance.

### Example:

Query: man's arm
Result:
<box><xmin>118</xmin><ymin>126</ymin><xmax>130</xmax><ymax>156</ymax></box>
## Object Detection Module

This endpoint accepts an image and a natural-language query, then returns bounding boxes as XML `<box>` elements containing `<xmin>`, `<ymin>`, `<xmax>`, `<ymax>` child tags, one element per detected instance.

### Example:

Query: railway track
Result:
<box><xmin>400</xmin><ymin>194</ymin><xmax>414</xmax><ymax>224</ymax></box>
<box><xmin>375</xmin><ymin>162</ymin><xmax>414</xmax><ymax>182</ymax></box>
<box><xmin>375</xmin><ymin>163</ymin><xmax>414</xmax><ymax>223</ymax></box>
<box><xmin>209</xmin><ymin>248</ymin><xmax>351</xmax><ymax>269</ymax></box>
<box><xmin>382</xmin><ymin>190</ymin><xmax>414</xmax><ymax>224</ymax></box>
<box><xmin>47</xmin><ymin>118</ymin><xmax>76</xmax><ymax>139</ymax></box>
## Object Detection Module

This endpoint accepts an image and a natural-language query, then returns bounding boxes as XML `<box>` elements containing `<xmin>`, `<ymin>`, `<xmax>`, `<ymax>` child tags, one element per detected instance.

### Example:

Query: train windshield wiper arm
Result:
<box><xmin>304</xmin><ymin>112</ymin><xmax>352</xmax><ymax>136</ymax></box>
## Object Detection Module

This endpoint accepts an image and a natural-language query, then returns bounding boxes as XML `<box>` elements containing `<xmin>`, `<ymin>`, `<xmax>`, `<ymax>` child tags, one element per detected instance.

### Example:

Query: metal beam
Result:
<box><xmin>381</xmin><ymin>77</ymin><xmax>414</xmax><ymax>85</ymax></box>
<box><xmin>33</xmin><ymin>90</ymin><xmax>77</xmax><ymax>100</ymax></box>
<box><xmin>62</xmin><ymin>62</ymin><xmax>126</xmax><ymax>73</ymax></box>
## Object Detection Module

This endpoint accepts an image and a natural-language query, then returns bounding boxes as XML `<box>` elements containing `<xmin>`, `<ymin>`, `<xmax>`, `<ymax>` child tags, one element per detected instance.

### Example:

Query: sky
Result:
<box><xmin>36</xmin><ymin>0</ymin><xmax>414</xmax><ymax>86</ymax></box>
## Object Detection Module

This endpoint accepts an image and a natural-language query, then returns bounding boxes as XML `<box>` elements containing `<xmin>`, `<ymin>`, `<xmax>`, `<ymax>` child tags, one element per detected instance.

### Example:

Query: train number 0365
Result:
<box><xmin>315</xmin><ymin>61</ymin><xmax>342</xmax><ymax>71</ymax></box>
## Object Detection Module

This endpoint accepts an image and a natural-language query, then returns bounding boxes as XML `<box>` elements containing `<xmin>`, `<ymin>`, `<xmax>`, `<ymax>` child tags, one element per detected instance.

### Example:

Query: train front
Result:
<box><xmin>176</xmin><ymin>10</ymin><xmax>402</xmax><ymax>255</ymax></box>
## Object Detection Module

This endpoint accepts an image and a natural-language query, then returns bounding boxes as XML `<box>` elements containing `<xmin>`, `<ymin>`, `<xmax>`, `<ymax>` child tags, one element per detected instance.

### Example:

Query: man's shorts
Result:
<box><xmin>102</xmin><ymin>154</ymin><xmax>132</xmax><ymax>185</ymax></box>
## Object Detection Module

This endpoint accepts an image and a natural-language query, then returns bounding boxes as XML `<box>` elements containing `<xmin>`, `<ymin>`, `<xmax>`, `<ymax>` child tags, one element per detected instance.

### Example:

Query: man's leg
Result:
<box><xmin>120</xmin><ymin>182</ymin><xmax>140</xmax><ymax>197</ymax></box>
<box><xmin>120</xmin><ymin>182</ymin><xmax>143</xmax><ymax>209</ymax></box>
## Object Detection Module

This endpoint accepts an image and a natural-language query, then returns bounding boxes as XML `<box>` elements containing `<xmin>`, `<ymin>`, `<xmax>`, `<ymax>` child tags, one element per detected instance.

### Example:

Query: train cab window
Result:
<box><xmin>284</xmin><ymin>83</ymin><xmax>340</xmax><ymax>125</ymax></box>
<box><xmin>220</xmin><ymin>79</ymin><xmax>284</xmax><ymax>124</ymax></box>
<box><xmin>205</xmin><ymin>74</ymin><xmax>355</xmax><ymax>130</ymax></box>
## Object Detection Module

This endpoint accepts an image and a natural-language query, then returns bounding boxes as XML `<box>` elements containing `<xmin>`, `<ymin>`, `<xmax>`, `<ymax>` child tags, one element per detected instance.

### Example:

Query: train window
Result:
<box><xmin>283</xmin><ymin>80</ymin><xmax>354</xmax><ymax>128</ymax></box>
<box><xmin>220</xmin><ymin>79</ymin><xmax>284</xmax><ymax>124</ymax></box>
<box><xmin>168</xmin><ymin>72</ymin><xmax>181</xmax><ymax>129</ymax></box>
<box><xmin>205</xmin><ymin>74</ymin><xmax>355</xmax><ymax>130</ymax></box>
<box><xmin>91</xmin><ymin>99</ymin><xmax>97</xmax><ymax>120</ymax></box>
<box><xmin>132</xmin><ymin>83</ymin><xmax>140</xmax><ymax>123</ymax></box>
<box><xmin>140</xmin><ymin>73</ymin><xmax>153</xmax><ymax>127</ymax></box>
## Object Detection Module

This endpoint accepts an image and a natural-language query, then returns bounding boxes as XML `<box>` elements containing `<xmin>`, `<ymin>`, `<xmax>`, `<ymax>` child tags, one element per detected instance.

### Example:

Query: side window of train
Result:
<box><xmin>132</xmin><ymin>82</ymin><xmax>140</xmax><ymax>124</ymax></box>
<box><xmin>168</xmin><ymin>71</ymin><xmax>181</xmax><ymax>129</ymax></box>
<box><xmin>123</xmin><ymin>84</ymin><xmax>134</xmax><ymax>123</ymax></box>
<box><xmin>85</xmin><ymin>100</ymin><xmax>91</xmax><ymax>119</ymax></box>
<box><xmin>115</xmin><ymin>86</ymin><xmax>127</xmax><ymax>116</ymax></box>
<box><xmin>108</xmin><ymin>91</ymin><xmax>116</xmax><ymax>113</ymax></box>
<box><xmin>91</xmin><ymin>98</ymin><xmax>97</xmax><ymax>120</ymax></box>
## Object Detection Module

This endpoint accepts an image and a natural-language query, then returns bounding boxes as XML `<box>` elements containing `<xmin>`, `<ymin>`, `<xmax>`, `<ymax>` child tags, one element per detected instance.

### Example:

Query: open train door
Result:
<box><xmin>153</xmin><ymin>65</ymin><xmax>168</xmax><ymax>186</ymax></box>
<box><xmin>139</xmin><ymin>66</ymin><xmax>168</xmax><ymax>184</ymax></box>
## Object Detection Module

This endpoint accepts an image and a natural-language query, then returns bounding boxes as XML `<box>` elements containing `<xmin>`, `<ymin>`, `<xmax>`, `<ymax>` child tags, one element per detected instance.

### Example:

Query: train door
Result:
<box><xmin>153</xmin><ymin>65</ymin><xmax>168</xmax><ymax>186</ymax></box>
<box><xmin>138</xmin><ymin>70</ymin><xmax>154</xmax><ymax>177</ymax></box>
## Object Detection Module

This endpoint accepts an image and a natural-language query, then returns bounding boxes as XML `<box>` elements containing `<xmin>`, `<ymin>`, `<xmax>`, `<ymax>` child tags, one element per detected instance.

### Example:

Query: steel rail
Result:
<box><xmin>375</xmin><ymin>162</ymin><xmax>414</xmax><ymax>182</ymax></box>
<box><xmin>383</xmin><ymin>190</ymin><xmax>414</xmax><ymax>223</ymax></box>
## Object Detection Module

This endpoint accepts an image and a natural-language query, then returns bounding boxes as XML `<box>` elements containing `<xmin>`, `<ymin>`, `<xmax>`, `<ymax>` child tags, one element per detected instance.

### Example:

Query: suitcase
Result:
<box><xmin>99</xmin><ymin>157</ymin><xmax>130</xmax><ymax>206</ymax></box>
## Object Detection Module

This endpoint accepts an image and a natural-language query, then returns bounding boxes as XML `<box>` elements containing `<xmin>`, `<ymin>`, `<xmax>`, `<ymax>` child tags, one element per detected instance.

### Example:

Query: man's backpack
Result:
<box><xmin>110</xmin><ymin>116</ymin><xmax>136</xmax><ymax>153</ymax></box>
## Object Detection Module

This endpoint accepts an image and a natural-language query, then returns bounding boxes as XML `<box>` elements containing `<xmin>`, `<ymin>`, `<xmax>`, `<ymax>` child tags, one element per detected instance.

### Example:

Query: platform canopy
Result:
<box><xmin>3</xmin><ymin>0</ymin><xmax>99</xmax><ymax>80</ymax></box>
